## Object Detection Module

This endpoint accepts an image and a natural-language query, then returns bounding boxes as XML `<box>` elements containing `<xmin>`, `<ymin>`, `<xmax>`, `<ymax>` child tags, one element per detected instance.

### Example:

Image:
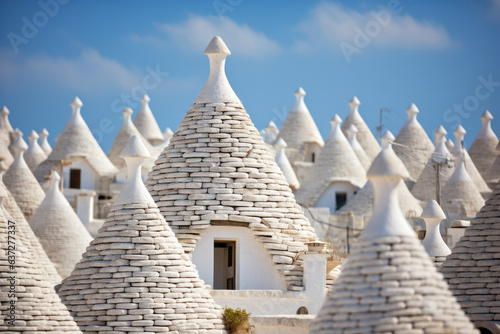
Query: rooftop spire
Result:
<box><xmin>446</xmin><ymin>138</ymin><xmax>455</xmax><ymax>151</ymax></box>
<box><xmin>264</xmin><ymin>120</ymin><xmax>279</xmax><ymax>145</ymax></box>
<box><xmin>291</xmin><ymin>87</ymin><xmax>308</xmax><ymax>113</ymax></box>
<box><xmin>134</xmin><ymin>94</ymin><xmax>164</xmax><ymax>145</ymax></box>
<box><xmin>362</xmin><ymin>141</ymin><xmax>414</xmax><ymax>238</ymax></box>
<box><xmin>194</xmin><ymin>36</ymin><xmax>240</xmax><ymax>104</ymax></box>
<box><xmin>0</xmin><ymin>106</ymin><xmax>13</xmax><ymax>133</ymax></box>
<box><xmin>421</xmin><ymin>200</ymin><xmax>450</xmax><ymax>258</ymax></box>
<box><xmin>38</xmin><ymin>128</ymin><xmax>52</xmax><ymax>155</ymax></box>
<box><xmin>380</xmin><ymin>130</ymin><xmax>395</xmax><ymax>149</ymax></box>
<box><xmin>114</xmin><ymin>135</ymin><xmax>153</xmax><ymax>205</ymax></box>
<box><xmin>25</xmin><ymin>129</ymin><xmax>47</xmax><ymax>171</ymax></box>
<box><xmin>274</xmin><ymin>138</ymin><xmax>300</xmax><ymax>190</ymax></box>
<box><xmin>69</xmin><ymin>96</ymin><xmax>85</xmax><ymax>127</ymax></box>
<box><xmin>434</xmin><ymin>125</ymin><xmax>450</xmax><ymax>155</ymax></box>
<box><xmin>11</xmin><ymin>132</ymin><xmax>29</xmax><ymax>169</ymax></box>
<box><xmin>406</xmin><ymin>103</ymin><xmax>419</xmax><ymax>124</ymax></box>
<box><xmin>346</xmin><ymin>124</ymin><xmax>371</xmax><ymax>170</ymax></box>
<box><xmin>477</xmin><ymin>110</ymin><xmax>495</xmax><ymax>139</ymax></box>
<box><xmin>28</xmin><ymin>129</ymin><xmax>39</xmax><ymax>143</ymax></box>
<box><xmin>348</xmin><ymin>96</ymin><xmax>361</xmax><ymax>117</ymax></box>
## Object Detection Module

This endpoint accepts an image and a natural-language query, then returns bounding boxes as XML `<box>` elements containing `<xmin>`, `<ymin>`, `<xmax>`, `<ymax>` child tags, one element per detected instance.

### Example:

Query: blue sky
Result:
<box><xmin>1</xmin><ymin>0</ymin><xmax>499</xmax><ymax>152</ymax></box>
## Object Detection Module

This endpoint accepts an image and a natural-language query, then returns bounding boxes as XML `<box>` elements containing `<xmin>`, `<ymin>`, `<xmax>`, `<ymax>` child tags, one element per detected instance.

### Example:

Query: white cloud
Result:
<box><xmin>131</xmin><ymin>14</ymin><xmax>281</xmax><ymax>57</ymax></box>
<box><xmin>0</xmin><ymin>48</ymin><xmax>141</xmax><ymax>94</ymax></box>
<box><xmin>294</xmin><ymin>2</ymin><xmax>454</xmax><ymax>53</ymax></box>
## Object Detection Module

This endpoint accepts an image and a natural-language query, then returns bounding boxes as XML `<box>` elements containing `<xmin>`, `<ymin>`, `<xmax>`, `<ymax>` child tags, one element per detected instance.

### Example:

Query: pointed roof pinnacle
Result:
<box><xmin>447</xmin><ymin>138</ymin><xmax>455</xmax><ymax>150</ymax></box>
<box><xmin>481</xmin><ymin>110</ymin><xmax>493</xmax><ymax>121</ymax></box>
<box><xmin>349</xmin><ymin>96</ymin><xmax>361</xmax><ymax>107</ymax></box>
<box><xmin>380</xmin><ymin>130</ymin><xmax>395</xmax><ymax>149</ymax></box>
<box><xmin>204</xmin><ymin>36</ymin><xmax>231</xmax><ymax>55</ymax></box>
<box><xmin>40</xmin><ymin>128</ymin><xmax>49</xmax><ymax>137</ymax></box>
<box><xmin>115</xmin><ymin>135</ymin><xmax>153</xmax><ymax>206</ymax></box>
<box><xmin>434</xmin><ymin>125</ymin><xmax>447</xmax><ymax>137</ymax></box>
<box><xmin>346</xmin><ymin>124</ymin><xmax>358</xmax><ymax>134</ymax></box>
<box><xmin>266</xmin><ymin>120</ymin><xmax>278</xmax><ymax>130</ymax></box>
<box><xmin>123</xmin><ymin>107</ymin><xmax>133</xmax><ymax>118</ymax></box>
<box><xmin>421</xmin><ymin>199</ymin><xmax>447</xmax><ymax>219</ymax></box>
<box><xmin>28</xmin><ymin>130</ymin><xmax>39</xmax><ymax>142</ymax></box>
<box><xmin>330</xmin><ymin>114</ymin><xmax>343</xmax><ymax>127</ymax></box>
<box><xmin>454</xmin><ymin>124</ymin><xmax>467</xmax><ymax>136</ymax></box>
<box><xmin>195</xmin><ymin>36</ymin><xmax>240</xmax><ymax>104</ymax></box>
<box><xmin>362</xmin><ymin>143</ymin><xmax>414</xmax><ymax>238</ymax></box>
<box><xmin>275</xmin><ymin>137</ymin><xmax>287</xmax><ymax>149</ymax></box>
<box><xmin>142</xmin><ymin>94</ymin><xmax>151</xmax><ymax>103</ymax></box>
<box><xmin>1</xmin><ymin>106</ymin><xmax>9</xmax><ymax>115</ymax></box>
<box><xmin>12</xmin><ymin>132</ymin><xmax>28</xmax><ymax>152</ymax></box>
<box><xmin>291</xmin><ymin>87</ymin><xmax>309</xmax><ymax>113</ymax></box>
<box><xmin>71</xmin><ymin>96</ymin><xmax>83</xmax><ymax>108</ymax></box>
<box><xmin>48</xmin><ymin>170</ymin><xmax>61</xmax><ymax>195</ymax></box>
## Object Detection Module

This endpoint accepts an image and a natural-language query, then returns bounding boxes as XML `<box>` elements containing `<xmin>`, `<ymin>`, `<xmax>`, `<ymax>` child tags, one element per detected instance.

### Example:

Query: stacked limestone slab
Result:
<box><xmin>0</xmin><ymin>164</ymin><xmax>62</xmax><ymax>284</ymax></box>
<box><xmin>25</xmin><ymin>130</ymin><xmax>47</xmax><ymax>171</ymax></box>
<box><xmin>30</xmin><ymin>172</ymin><xmax>93</xmax><ymax>279</ymax></box>
<box><xmin>134</xmin><ymin>94</ymin><xmax>165</xmax><ymax>146</ymax></box>
<box><xmin>146</xmin><ymin>36</ymin><xmax>318</xmax><ymax>291</ymax></box>
<box><xmin>34</xmin><ymin>97</ymin><xmax>118</xmax><ymax>184</ymax></box>
<box><xmin>393</xmin><ymin>103</ymin><xmax>434</xmax><ymax>184</ymax></box>
<box><xmin>277</xmin><ymin>87</ymin><xmax>324</xmax><ymax>165</ymax></box>
<box><xmin>0</xmin><ymin>192</ymin><xmax>81</xmax><ymax>332</ymax></box>
<box><xmin>341</xmin><ymin>96</ymin><xmax>380</xmax><ymax>162</ymax></box>
<box><xmin>311</xmin><ymin>139</ymin><xmax>477</xmax><ymax>334</ymax></box>
<box><xmin>441</xmin><ymin>179</ymin><xmax>500</xmax><ymax>330</ymax></box>
<box><xmin>59</xmin><ymin>136</ymin><xmax>225</xmax><ymax>333</ymax></box>
<box><xmin>469</xmin><ymin>111</ymin><xmax>499</xmax><ymax>188</ymax></box>
<box><xmin>0</xmin><ymin>106</ymin><xmax>14</xmax><ymax>166</ymax></box>
<box><xmin>4</xmin><ymin>133</ymin><xmax>45</xmax><ymax>221</ymax></box>
<box><xmin>295</xmin><ymin>115</ymin><xmax>366</xmax><ymax>208</ymax></box>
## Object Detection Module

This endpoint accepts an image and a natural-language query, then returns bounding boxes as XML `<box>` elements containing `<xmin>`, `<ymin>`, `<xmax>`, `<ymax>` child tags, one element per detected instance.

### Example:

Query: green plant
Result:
<box><xmin>223</xmin><ymin>307</ymin><xmax>254</xmax><ymax>334</ymax></box>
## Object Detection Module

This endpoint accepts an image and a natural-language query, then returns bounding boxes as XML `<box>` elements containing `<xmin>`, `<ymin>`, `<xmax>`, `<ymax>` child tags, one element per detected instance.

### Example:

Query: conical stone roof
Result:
<box><xmin>442</xmin><ymin>151</ymin><xmax>485</xmax><ymax>221</ymax></box>
<box><xmin>345</xmin><ymin>123</ymin><xmax>371</xmax><ymax>170</ymax></box>
<box><xmin>145</xmin><ymin>36</ymin><xmax>318</xmax><ymax>291</ymax></box>
<box><xmin>295</xmin><ymin>114</ymin><xmax>367</xmax><ymax>208</ymax></box>
<box><xmin>30</xmin><ymin>172</ymin><xmax>93</xmax><ymax>279</ymax></box>
<box><xmin>134</xmin><ymin>94</ymin><xmax>164</xmax><ymax>145</ymax></box>
<box><xmin>0</xmin><ymin>196</ymin><xmax>81</xmax><ymax>332</ymax></box>
<box><xmin>311</xmin><ymin>141</ymin><xmax>477</xmax><ymax>334</ymax></box>
<box><xmin>108</xmin><ymin>107</ymin><xmax>157</xmax><ymax>171</ymax></box>
<box><xmin>441</xmin><ymin>179</ymin><xmax>500</xmax><ymax>326</ymax></box>
<box><xmin>34</xmin><ymin>97</ymin><xmax>118</xmax><ymax>183</ymax></box>
<box><xmin>446</xmin><ymin>138</ymin><xmax>455</xmax><ymax>152</ymax></box>
<box><xmin>4</xmin><ymin>133</ymin><xmax>45</xmax><ymax>221</ymax></box>
<box><xmin>469</xmin><ymin>111</ymin><xmax>498</xmax><ymax>186</ymax></box>
<box><xmin>39</xmin><ymin>128</ymin><xmax>53</xmax><ymax>156</ymax></box>
<box><xmin>274</xmin><ymin>138</ymin><xmax>300</xmax><ymax>190</ymax></box>
<box><xmin>277</xmin><ymin>87</ymin><xmax>324</xmax><ymax>164</ymax></box>
<box><xmin>263</xmin><ymin>120</ymin><xmax>279</xmax><ymax>145</ymax></box>
<box><xmin>341</xmin><ymin>96</ymin><xmax>381</xmax><ymax>161</ymax></box>
<box><xmin>0</xmin><ymin>106</ymin><xmax>14</xmax><ymax>166</ymax></box>
<box><xmin>59</xmin><ymin>135</ymin><xmax>225</xmax><ymax>333</ymax></box>
<box><xmin>393</xmin><ymin>103</ymin><xmax>434</xmax><ymax>182</ymax></box>
<box><xmin>411</xmin><ymin>125</ymin><xmax>454</xmax><ymax>203</ymax></box>
<box><xmin>451</xmin><ymin>125</ymin><xmax>491</xmax><ymax>197</ymax></box>
<box><xmin>0</xmin><ymin>163</ymin><xmax>62</xmax><ymax>284</ymax></box>
<box><xmin>25</xmin><ymin>130</ymin><xmax>47</xmax><ymax>171</ymax></box>
<box><xmin>337</xmin><ymin>131</ymin><xmax>422</xmax><ymax>219</ymax></box>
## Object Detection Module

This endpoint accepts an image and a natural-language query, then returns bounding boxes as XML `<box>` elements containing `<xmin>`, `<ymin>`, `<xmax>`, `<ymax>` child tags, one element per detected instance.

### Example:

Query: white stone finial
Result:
<box><xmin>406</xmin><ymin>103</ymin><xmax>419</xmax><ymax>123</ymax></box>
<box><xmin>194</xmin><ymin>36</ymin><xmax>240</xmax><ymax>104</ymax></box>
<box><xmin>421</xmin><ymin>200</ymin><xmax>451</xmax><ymax>257</ymax></box>
<box><xmin>115</xmin><ymin>135</ymin><xmax>154</xmax><ymax>205</ymax></box>
<box><xmin>48</xmin><ymin>171</ymin><xmax>61</xmax><ymax>195</ymax></box>
<box><xmin>330</xmin><ymin>114</ymin><xmax>342</xmax><ymax>127</ymax></box>
<box><xmin>477</xmin><ymin>110</ymin><xmax>495</xmax><ymax>139</ymax></box>
<box><xmin>1</xmin><ymin>106</ymin><xmax>9</xmax><ymax>116</ymax></box>
<box><xmin>123</xmin><ymin>107</ymin><xmax>133</xmax><ymax>119</ymax></box>
<box><xmin>361</xmin><ymin>141</ymin><xmax>414</xmax><ymax>238</ymax></box>
<box><xmin>266</xmin><ymin>121</ymin><xmax>278</xmax><ymax>130</ymax></box>
<box><xmin>452</xmin><ymin>125</ymin><xmax>466</xmax><ymax>155</ymax></box>
<box><xmin>434</xmin><ymin>126</ymin><xmax>450</xmax><ymax>155</ymax></box>
<box><xmin>345</xmin><ymin>124</ymin><xmax>359</xmax><ymax>144</ymax></box>
<box><xmin>291</xmin><ymin>87</ymin><xmax>309</xmax><ymax>113</ymax></box>
<box><xmin>39</xmin><ymin>128</ymin><xmax>52</xmax><ymax>155</ymax></box>
<box><xmin>346</xmin><ymin>124</ymin><xmax>358</xmax><ymax>135</ymax></box>
<box><xmin>275</xmin><ymin>138</ymin><xmax>288</xmax><ymax>149</ymax></box>
<box><xmin>264</xmin><ymin>121</ymin><xmax>279</xmax><ymax>145</ymax></box>
<box><xmin>163</xmin><ymin>127</ymin><xmax>173</xmax><ymax>138</ymax></box>
<box><xmin>142</xmin><ymin>94</ymin><xmax>151</xmax><ymax>103</ymax></box>
<box><xmin>348</xmin><ymin>96</ymin><xmax>361</xmax><ymax>117</ymax></box>
<box><xmin>11</xmin><ymin>133</ymin><xmax>29</xmax><ymax>170</ymax></box>
<box><xmin>69</xmin><ymin>97</ymin><xmax>85</xmax><ymax>127</ymax></box>
<box><xmin>446</xmin><ymin>138</ymin><xmax>455</xmax><ymax>151</ymax></box>
<box><xmin>28</xmin><ymin>130</ymin><xmax>39</xmax><ymax>143</ymax></box>
<box><xmin>380</xmin><ymin>130</ymin><xmax>395</xmax><ymax>149</ymax></box>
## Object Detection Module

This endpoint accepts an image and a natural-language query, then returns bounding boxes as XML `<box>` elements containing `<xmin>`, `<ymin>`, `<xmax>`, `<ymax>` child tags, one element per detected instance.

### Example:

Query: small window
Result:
<box><xmin>297</xmin><ymin>306</ymin><xmax>309</xmax><ymax>314</ymax></box>
<box><xmin>69</xmin><ymin>169</ymin><xmax>81</xmax><ymax>189</ymax></box>
<box><xmin>335</xmin><ymin>192</ymin><xmax>347</xmax><ymax>210</ymax></box>
<box><xmin>311</xmin><ymin>152</ymin><xmax>315</xmax><ymax>163</ymax></box>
